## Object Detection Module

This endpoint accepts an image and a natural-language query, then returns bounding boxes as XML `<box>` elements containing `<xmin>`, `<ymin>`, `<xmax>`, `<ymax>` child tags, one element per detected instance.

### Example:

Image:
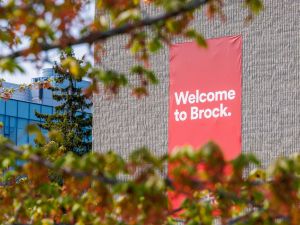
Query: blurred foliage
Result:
<box><xmin>1</xmin><ymin>133</ymin><xmax>300</xmax><ymax>225</ymax></box>
<box><xmin>0</xmin><ymin>0</ymin><xmax>279</xmax><ymax>224</ymax></box>
<box><xmin>0</xmin><ymin>0</ymin><xmax>263</xmax><ymax>98</ymax></box>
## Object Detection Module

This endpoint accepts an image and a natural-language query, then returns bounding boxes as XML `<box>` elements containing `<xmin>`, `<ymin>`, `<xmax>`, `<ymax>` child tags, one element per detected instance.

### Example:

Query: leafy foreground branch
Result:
<box><xmin>2</xmin><ymin>143</ymin><xmax>118</xmax><ymax>186</ymax></box>
<box><xmin>0</xmin><ymin>0</ymin><xmax>209</xmax><ymax>60</ymax></box>
<box><xmin>1</xmin><ymin>135</ymin><xmax>300</xmax><ymax>225</ymax></box>
<box><xmin>0</xmin><ymin>0</ymin><xmax>263</xmax><ymax>99</ymax></box>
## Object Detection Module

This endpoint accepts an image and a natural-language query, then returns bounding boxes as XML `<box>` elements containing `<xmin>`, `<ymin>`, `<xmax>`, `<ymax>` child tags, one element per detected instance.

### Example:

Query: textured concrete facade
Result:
<box><xmin>93</xmin><ymin>1</ymin><xmax>300</xmax><ymax>166</ymax></box>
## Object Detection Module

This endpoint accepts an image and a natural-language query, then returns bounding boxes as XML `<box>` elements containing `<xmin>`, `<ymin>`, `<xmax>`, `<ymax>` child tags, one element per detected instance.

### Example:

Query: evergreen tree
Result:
<box><xmin>35</xmin><ymin>49</ymin><xmax>92</xmax><ymax>156</ymax></box>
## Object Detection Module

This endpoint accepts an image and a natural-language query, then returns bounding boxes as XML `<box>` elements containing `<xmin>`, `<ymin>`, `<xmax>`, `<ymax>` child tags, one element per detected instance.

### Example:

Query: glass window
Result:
<box><xmin>9</xmin><ymin>117</ymin><xmax>17</xmax><ymax>143</ymax></box>
<box><xmin>17</xmin><ymin>118</ymin><xmax>28</xmax><ymax>145</ymax></box>
<box><xmin>0</xmin><ymin>100</ymin><xmax>5</xmax><ymax>114</ymax></box>
<box><xmin>4</xmin><ymin>116</ymin><xmax>9</xmax><ymax>135</ymax></box>
<box><xmin>41</xmin><ymin>105</ymin><xmax>53</xmax><ymax>115</ymax></box>
<box><xmin>17</xmin><ymin>118</ymin><xmax>28</xmax><ymax>129</ymax></box>
<box><xmin>18</xmin><ymin>102</ymin><xmax>29</xmax><ymax>119</ymax></box>
<box><xmin>29</xmin><ymin>103</ymin><xmax>41</xmax><ymax>121</ymax></box>
<box><xmin>6</xmin><ymin>100</ymin><xmax>17</xmax><ymax>117</ymax></box>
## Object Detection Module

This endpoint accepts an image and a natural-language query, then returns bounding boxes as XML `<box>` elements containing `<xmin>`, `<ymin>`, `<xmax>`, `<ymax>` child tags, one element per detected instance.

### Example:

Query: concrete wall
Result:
<box><xmin>93</xmin><ymin>0</ymin><xmax>300</xmax><ymax>165</ymax></box>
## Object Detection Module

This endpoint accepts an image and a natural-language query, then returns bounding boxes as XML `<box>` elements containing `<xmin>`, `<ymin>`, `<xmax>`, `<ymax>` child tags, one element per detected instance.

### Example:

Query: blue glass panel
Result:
<box><xmin>0</xmin><ymin>115</ymin><xmax>3</xmax><ymax>135</ymax></box>
<box><xmin>6</xmin><ymin>100</ymin><xmax>17</xmax><ymax>117</ymax></box>
<box><xmin>0</xmin><ymin>100</ymin><xmax>5</xmax><ymax>114</ymax></box>
<box><xmin>41</xmin><ymin>105</ymin><xmax>53</xmax><ymax>115</ymax></box>
<box><xmin>29</xmin><ymin>104</ymin><xmax>41</xmax><ymax>120</ymax></box>
<box><xmin>9</xmin><ymin>117</ymin><xmax>17</xmax><ymax>143</ymax></box>
<box><xmin>17</xmin><ymin>118</ymin><xmax>28</xmax><ymax>145</ymax></box>
<box><xmin>18</xmin><ymin>102</ymin><xmax>29</xmax><ymax>119</ymax></box>
<box><xmin>4</xmin><ymin>116</ymin><xmax>9</xmax><ymax>135</ymax></box>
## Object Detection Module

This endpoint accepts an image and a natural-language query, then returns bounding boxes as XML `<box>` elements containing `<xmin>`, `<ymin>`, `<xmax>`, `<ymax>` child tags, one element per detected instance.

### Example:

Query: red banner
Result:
<box><xmin>168</xmin><ymin>35</ymin><xmax>242</xmax><ymax>209</ymax></box>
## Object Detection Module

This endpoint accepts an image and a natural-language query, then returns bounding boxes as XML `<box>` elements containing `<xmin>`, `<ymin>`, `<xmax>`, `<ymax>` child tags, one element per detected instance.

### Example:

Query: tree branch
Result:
<box><xmin>1</xmin><ymin>142</ymin><xmax>174</xmax><ymax>187</ymax></box>
<box><xmin>1</xmin><ymin>143</ymin><xmax>120</xmax><ymax>185</ymax></box>
<box><xmin>1</xmin><ymin>143</ymin><xmax>291</xmax><ymax>225</ymax></box>
<box><xmin>0</xmin><ymin>0</ymin><xmax>208</xmax><ymax>60</ymax></box>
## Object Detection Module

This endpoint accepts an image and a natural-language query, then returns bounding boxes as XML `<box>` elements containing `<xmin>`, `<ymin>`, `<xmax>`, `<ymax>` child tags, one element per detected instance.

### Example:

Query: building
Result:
<box><xmin>0</xmin><ymin>68</ymin><xmax>91</xmax><ymax>145</ymax></box>
<box><xmin>93</xmin><ymin>1</ymin><xmax>300</xmax><ymax>166</ymax></box>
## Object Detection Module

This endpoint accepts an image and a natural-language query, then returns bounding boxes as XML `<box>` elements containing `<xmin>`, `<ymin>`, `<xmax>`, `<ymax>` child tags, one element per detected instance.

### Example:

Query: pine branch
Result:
<box><xmin>35</xmin><ymin>53</ymin><xmax>92</xmax><ymax>154</ymax></box>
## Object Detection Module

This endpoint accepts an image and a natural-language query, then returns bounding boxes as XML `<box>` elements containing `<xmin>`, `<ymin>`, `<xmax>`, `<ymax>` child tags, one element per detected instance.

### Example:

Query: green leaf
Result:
<box><xmin>130</xmin><ymin>39</ymin><xmax>142</xmax><ymax>54</ymax></box>
<box><xmin>246</xmin><ymin>0</ymin><xmax>263</xmax><ymax>14</ymax></box>
<box><xmin>2</xmin><ymin>158</ymin><xmax>11</xmax><ymax>168</ymax></box>
<box><xmin>0</xmin><ymin>58</ymin><xmax>25</xmax><ymax>73</ymax></box>
<box><xmin>36</xmin><ymin>19</ymin><xmax>48</xmax><ymax>29</ymax></box>
<box><xmin>145</xmin><ymin>70</ymin><xmax>159</xmax><ymax>84</ymax></box>
<box><xmin>131</xmin><ymin>66</ymin><xmax>158</xmax><ymax>84</ymax></box>
<box><xmin>148</xmin><ymin>37</ymin><xmax>162</xmax><ymax>53</ymax></box>
<box><xmin>166</xmin><ymin>19</ymin><xmax>180</xmax><ymax>33</ymax></box>
<box><xmin>114</xmin><ymin>9</ymin><xmax>140</xmax><ymax>25</ymax></box>
<box><xmin>185</xmin><ymin>30</ymin><xmax>207</xmax><ymax>48</ymax></box>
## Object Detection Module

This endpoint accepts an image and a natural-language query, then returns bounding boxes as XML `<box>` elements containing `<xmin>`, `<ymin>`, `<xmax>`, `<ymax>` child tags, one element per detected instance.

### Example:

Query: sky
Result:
<box><xmin>1</xmin><ymin>2</ymin><xmax>94</xmax><ymax>84</ymax></box>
